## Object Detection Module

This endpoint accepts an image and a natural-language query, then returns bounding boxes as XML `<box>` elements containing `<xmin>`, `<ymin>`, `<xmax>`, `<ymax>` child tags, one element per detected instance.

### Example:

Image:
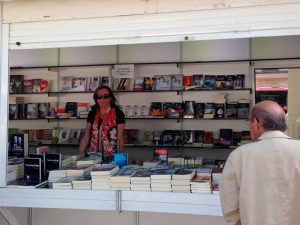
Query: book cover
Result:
<box><xmin>215</xmin><ymin>103</ymin><xmax>225</xmax><ymax>119</ymax></box>
<box><xmin>25</xmin><ymin>103</ymin><xmax>38</xmax><ymax>119</ymax></box>
<box><xmin>237</xmin><ymin>102</ymin><xmax>250</xmax><ymax>119</ymax></box>
<box><xmin>143</xmin><ymin>77</ymin><xmax>154</xmax><ymax>91</ymax></box>
<box><xmin>183</xmin><ymin>101</ymin><xmax>195</xmax><ymax>118</ymax></box>
<box><xmin>10</xmin><ymin>75</ymin><xmax>24</xmax><ymax>94</ymax></box>
<box><xmin>39</xmin><ymin>79</ymin><xmax>51</xmax><ymax>92</ymax></box>
<box><xmin>172</xmin><ymin>168</ymin><xmax>195</xmax><ymax>180</ymax></box>
<box><xmin>133</xmin><ymin>77</ymin><xmax>144</xmax><ymax>91</ymax></box>
<box><xmin>24</xmin><ymin>157</ymin><xmax>42</xmax><ymax>182</ymax></box>
<box><xmin>45</xmin><ymin>153</ymin><xmax>62</xmax><ymax>179</ymax></box>
<box><xmin>233</xmin><ymin>74</ymin><xmax>245</xmax><ymax>89</ymax></box>
<box><xmin>113</xmin><ymin>78</ymin><xmax>131</xmax><ymax>91</ymax></box>
<box><xmin>103</xmin><ymin>139</ymin><xmax>120</xmax><ymax>163</ymax></box>
<box><xmin>101</xmin><ymin>76</ymin><xmax>110</xmax><ymax>87</ymax></box>
<box><xmin>68</xmin><ymin>128</ymin><xmax>81</xmax><ymax>144</ymax></box>
<box><xmin>192</xmin><ymin>74</ymin><xmax>204</xmax><ymax>89</ymax></box>
<box><xmin>226</xmin><ymin>102</ymin><xmax>238</xmax><ymax>118</ymax></box>
<box><xmin>60</xmin><ymin>77</ymin><xmax>73</xmax><ymax>92</ymax></box>
<box><xmin>142</xmin><ymin>130</ymin><xmax>154</xmax><ymax>145</ymax></box>
<box><xmin>38</xmin><ymin>103</ymin><xmax>48</xmax><ymax>118</ymax></box>
<box><xmin>203</xmin><ymin>75</ymin><xmax>216</xmax><ymax>90</ymax></box>
<box><xmin>219</xmin><ymin>129</ymin><xmax>233</xmax><ymax>147</ymax></box>
<box><xmin>182</xmin><ymin>75</ymin><xmax>193</xmax><ymax>90</ymax></box>
<box><xmin>29</xmin><ymin>153</ymin><xmax>46</xmax><ymax>181</ymax></box>
<box><xmin>47</xmin><ymin>102</ymin><xmax>58</xmax><ymax>118</ymax></box>
<box><xmin>194</xmin><ymin>103</ymin><xmax>205</xmax><ymax>119</ymax></box>
<box><xmin>184</xmin><ymin>130</ymin><xmax>194</xmax><ymax>144</ymax></box>
<box><xmin>9</xmin><ymin>104</ymin><xmax>18</xmax><ymax>119</ymax></box>
<box><xmin>41</xmin><ymin>129</ymin><xmax>53</xmax><ymax>144</ymax></box>
<box><xmin>153</xmin><ymin>148</ymin><xmax>168</xmax><ymax>162</ymax></box>
<box><xmin>154</xmin><ymin>75</ymin><xmax>171</xmax><ymax>91</ymax></box>
<box><xmin>204</xmin><ymin>103</ymin><xmax>215</xmax><ymax>119</ymax></box>
<box><xmin>172</xmin><ymin>130</ymin><xmax>183</xmax><ymax>146</ymax></box>
<box><xmin>162</xmin><ymin>130</ymin><xmax>173</xmax><ymax>146</ymax></box>
<box><xmin>32</xmin><ymin>79</ymin><xmax>42</xmax><ymax>93</ymax></box>
<box><xmin>150</xmin><ymin>102</ymin><xmax>163</xmax><ymax>117</ymax></box>
<box><xmin>225</xmin><ymin>75</ymin><xmax>235</xmax><ymax>89</ymax></box>
<box><xmin>9</xmin><ymin>133</ymin><xmax>29</xmax><ymax>158</ymax></box>
<box><xmin>23</xmin><ymin>79</ymin><xmax>33</xmax><ymax>93</ymax></box>
<box><xmin>58</xmin><ymin>128</ymin><xmax>70</xmax><ymax>144</ymax></box>
<box><xmin>65</xmin><ymin>102</ymin><xmax>77</xmax><ymax>117</ymax></box>
<box><xmin>124</xmin><ymin>129</ymin><xmax>139</xmax><ymax>144</ymax></box>
<box><xmin>171</xmin><ymin>74</ymin><xmax>183</xmax><ymax>90</ymax></box>
<box><xmin>215</xmin><ymin>75</ymin><xmax>226</xmax><ymax>89</ymax></box>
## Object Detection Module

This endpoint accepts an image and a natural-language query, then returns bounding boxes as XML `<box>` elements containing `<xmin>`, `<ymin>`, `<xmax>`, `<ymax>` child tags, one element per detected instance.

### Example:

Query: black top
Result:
<box><xmin>87</xmin><ymin>106</ymin><xmax>125</xmax><ymax>129</ymax></box>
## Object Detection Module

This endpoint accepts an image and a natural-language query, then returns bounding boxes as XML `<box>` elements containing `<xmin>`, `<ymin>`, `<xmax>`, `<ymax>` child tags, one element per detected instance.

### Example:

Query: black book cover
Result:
<box><xmin>219</xmin><ymin>129</ymin><xmax>233</xmax><ymax>147</ymax></box>
<box><xmin>24</xmin><ymin>157</ymin><xmax>42</xmax><ymax>182</ymax></box>
<box><xmin>184</xmin><ymin>130</ymin><xmax>194</xmax><ymax>144</ymax></box>
<box><xmin>215</xmin><ymin>103</ymin><xmax>225</xmax><ymax>119</ymax></box>
<box><xmin>234</xmin><ymin>74</ymin><xmax>245</xmax><ymax>89</ymax></box>
<box><xmin>225</xmin><ymin>75</ymin><xmax>235</xmax><ymax>89</ymax></box>
<box><xmin>192</xmin><ymin>74</ymin><xmax>204</xmax><ymax>89</ymax></box>
<box><xmin>226</xmin><ymin>102</ymin><xmax>238</xmax><ymax>118</ymax></box>
<box><xmin>183</xmin><ymin>101</ymin><xmax>195</xmax><ymax>118</ymax></box>
<box><xmin>162</xmin><ymin>130</ymin><xmax>173</xmax><ymax>146</ymax></box>
<box><xmin>194</xmin><ymin>103</ymin><xmax>205</xmax><ymax>119</ymax></box>
<box><xmin>215</xmin><ymin>75</ymin><xmax>226</xmax><ymax>89</ymax></box>
<box><xmin>65</xmin><ymin>102</ymin><xmax>78</xmax><ymax>117</ymax></box>
<box><xmin>45</xmin><ymin>153</ymin><xmax>62</xmax><ymax>179</ymax></box>
<box><xmin>10</xmin><ymin>75</ymin><xmax>24</xmax><ymax>94</ymax></box>
<box><xmin>172</xmin><ymin>130</ymin><xmax>184</xmax><ymax>146</ymax></box>
<box><xmin>38</xmin><ymin>103</ymin><xmax>48</xmax><ymax>118</ymax></box>
<box><xmin>9</xmin><ymin>133</ymin><xmax>28</xmax><ymax>158</ymax></box>
<box><xmin>150</xmin><ymin>102</ymin><xmax>163</xmax><ymax>117</ymax></box>
<box><xmin>203</xmin><ymin>75</ymin><xmax>216</xmax><ymax>90</ymax></box>
<box><xmin>143</xmin><ymin>77</ymin><xmax>154</xmax><ymax>91</ymax></box>
<box><xmin>30</xmin><ymin>153</ymin><xmax>46</xmax><ymax>181</ymax></box>
<box><xmin>237</xmin><ymin>103</ymin><xmax>250</xmax><ymax>119</ymax></box>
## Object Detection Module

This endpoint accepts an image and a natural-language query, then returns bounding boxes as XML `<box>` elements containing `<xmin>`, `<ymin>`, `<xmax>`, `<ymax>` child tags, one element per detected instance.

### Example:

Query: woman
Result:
<box><xmin>79</xmin><ymin>85</ymin><xmax>125</xmax><ymax>163</ymax></box>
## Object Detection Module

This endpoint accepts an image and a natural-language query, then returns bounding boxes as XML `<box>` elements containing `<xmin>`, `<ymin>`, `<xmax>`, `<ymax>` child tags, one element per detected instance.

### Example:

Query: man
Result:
<box><xmin>220</xmin><ymin>100</ymin><xmax>300</xmax><ymax>225</ymax></box>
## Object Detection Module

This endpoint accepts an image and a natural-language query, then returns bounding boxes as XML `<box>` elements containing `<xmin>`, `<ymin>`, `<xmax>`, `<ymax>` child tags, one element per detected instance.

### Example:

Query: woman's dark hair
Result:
<box><xmin>93</xmin><ymin>85</ymin><xmax>117</xmax><ymax>109</ymax></box>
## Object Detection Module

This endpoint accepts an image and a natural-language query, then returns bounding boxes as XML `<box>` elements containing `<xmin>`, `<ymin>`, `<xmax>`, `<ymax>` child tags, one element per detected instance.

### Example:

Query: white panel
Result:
<box><xmin>8</xmin><ymin>3</ymin><xmax>300</xmax><ymax>49</ymax></box>
<box><xmin>60</xmin><ymin>46</ymin><xmax>117</xmax><ymax>65</ymax></box>
<box><xmin>10</xmin><ymin>49</ymin><xmax>58</xmax><ymax>67</ymax></box>
<box><xmin>119</xmin><ymin>42</ymin><xmax>180</xmax><ymax>63</ymax></box>
<box><xmin>182</xmin><ymin>39</ymin><xmax>250</xmax><ymax>61</ymax></box>
<box><xmin>252</xmin><ymin>36</ymin><xmax>300</xmax><ymax>59</ymax></box>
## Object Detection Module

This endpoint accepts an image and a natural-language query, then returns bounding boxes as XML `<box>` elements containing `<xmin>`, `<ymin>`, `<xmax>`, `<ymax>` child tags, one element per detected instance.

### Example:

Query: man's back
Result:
<box><xmin>220</xmin><ymin>131</ymin><xmax>300</xmax><ymax>225</ymax></box>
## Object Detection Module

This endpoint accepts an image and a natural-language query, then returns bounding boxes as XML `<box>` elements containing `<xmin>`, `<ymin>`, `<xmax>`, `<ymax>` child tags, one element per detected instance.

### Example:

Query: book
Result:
<box><xmin>215</xmin><ymin>75</ymin><xmax>226</xmax><ymax>89</ymax></box>
<box><xmin>45</xmin><ymin>153</ymin><xmax>62</xmax><ymax>179</ymax></box>
<box><xmin>143</xmin><ymin>77</ymin><xmax>154</xmax><ymax>91</ymax></box>
<box><xmin>219</xmin><ymin>129</ymin><xmax>233</xmax><ymax>147</ymax></box>
<box><xmin>39</xmin><ymin>79</ymin><xmax>51</xmax><ymax>92</ymax></box>
<box><xmin>142</xmin><ymin>130</ymin><xmax>154</xmax><ymax>145</ymax></box>
<box><xmin>9</xmin><ymin>75</ymin><xmax>24</xmax><ymax>94</ymax></box>
<box><xmin>9</xmin><ymin>104</ymin><xmax>18</xmax><ymax>119</ymax></box>
<box><xmin>215</xmin><ymin>103</ymin><xmax>225</xmax><ymax>119</ymax></box>
<box><xmin>60</xmin><ymin>77</ymin><xmax>73</xmax><ymax>92</ymax></box>
<box><xmin>203</xmin><ymin>75</ymin><xmax>216</xmax><ymax>90</ymax></box>
<box><xmin>192</xmin><ymin>74</ymin><xmax>204</xmax><ymax>89</ymax></box>
<box><xmin>237</xmin><ymin>100</ymin><xmax>250</xmax><ymax>119</ymax></box>
<box><xmin>9</xmin><ymin>133</ymin><xmax>28</xmax><ymax>158</ymax></box>
<box><xmin>153</xmin><ymin>148</ymin><xmax>168</xmax><ymax>162</ymax></box>
<box><xmin>103</xmin><ymin>139</ymin><xmax>120</xmax><ymax>163</ymax></box>
<box><xmin>24</xmin><ymin>157</ymin><xmax>42</xmax><ymax>182</ymax></box>
<box><xmin>68</xmin><ymin>128</ymin><xmax>81</xmax><ymax>144</ymax></box>
<box><xmin>29</xmin><ymin>153</ymin><xmax>46</xmax><ymax>181</ymax></box>
<box><xmin>65</xmin><ymin>102</ymin><xmax>77</xmax><ymax>117</ymax></box>
<box><xmin>172</xmin><ymin>168</ymin><xmax>196</xmax><ymax>180</ymax></box>
<box><xmin>32</xmin><ymin>79</ymin><xmax>42</xmax><ymax>93</ymax></box>
<box><xmin>113</xmin><ymin>78</ymin><xmax>131</xmax><ymax>91</ymax></box>
<box><xmin>76</xmin><ymin>155</ymin><xmax>102</xmax><ymax>166</ymax></box>
<box><xmin>25</xmin><ymin>103</ymin><xmax>38</xmax><ymax>119</ymax></box>
<box><xmin>171</xmin><ymin>74</ymin><xmax>183</xmax><ymax>90</ymax></box>
<box><xmin>133</xmin><ymin>77</ymin><xmax>144</xmax><ymax>91</ymax></box>
<box><xmin>110</xmin><ymin>167</ymin><xmax>137</xmax><ymax>183</ymax></box>
<box><xmin>194</xmin><ymin>103</ymin><xmax>205</xmax><ymax>119</ymax></box>
<box><xmin>150</xmin><ymin>102</ymin><xmax>163</xmax><ymax>117</ymax></box>
<box><xmin>182</xmin><ymin>75</ymin><xmax>193</xmax><ymax>90</ymax></box>
<box><xmin>23</xmin><ymin>79</ymin><xmax>33</xmax><ymax>93</ymax></box>
<box><xmin>204</xmin><ymin>103</ymin><xmax>215</xmax><ymax>119</ymax></box>
<box><xmin>91</xmin><ymin>164</ymin><xmax>119</xmax><ymax>176</ymax></box>
<box><xmin>47</xmin><ymin>102</ymin><xmax>57</xmax><ymax>118</ymax></box>
<box><xmin>225</xmin><ymin>75</ymin><xmax>235</xmax><ymax>89</ymax></box>
<box><xmin>154</xmin><ymin>75</ymin><xmax>171</xmax><ymax>91</ymax></box>
<box><xmin>226</xmin><ymin>102</ymin><xmax>238</xmax><ymax>118</ymax></box>
<box><xmin>183</xmin><ymin>101</ymin><xmax>195</xmax><ymax>118</ymax></box>
<box><xmin>58</xmin><ymin>128</ymin><xmax>70</xmax><ymax>144</ymax></box>
<box><xmin>38</xmin><ymin>103</ymin><xmax>48</xmax><ymax>118</ymax></box>
<box><xmin>234</xmin><ymin>74</ymin><xmax>245</xmax><ymax>89</ymax></box>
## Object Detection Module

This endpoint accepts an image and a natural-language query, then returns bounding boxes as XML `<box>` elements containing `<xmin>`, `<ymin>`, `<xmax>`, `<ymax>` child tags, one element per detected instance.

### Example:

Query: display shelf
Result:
<box><xmin>0</xmin><ymin>188</ymin><xmax>117</xmax><ymax>211</ymax></box>
<box><xmin>121</xmin><ymin>191</ymin><xmax>222</xmax><ymax>216</ymax></box>
<box><xmin>0</xmin><ymin>188</ymin><xmax>222</xmax><ymax>216</ymax></box>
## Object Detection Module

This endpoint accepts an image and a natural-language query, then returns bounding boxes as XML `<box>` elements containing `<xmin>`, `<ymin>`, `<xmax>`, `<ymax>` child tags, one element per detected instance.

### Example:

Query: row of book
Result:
<box><xmin>9</xmin><ymin>102</ymin><xmax>90</xmax><ymax>119</ymax></box>
<box><xmin>60</xmin><ymin>76</ymin><xmax>109</xmax><ymax>92</ymax></box>
<box><xmin>116</xmin><ymin>74</ymin><xmax>245</xmax><ymax>91</ymax></box>
<box><xmin>10</xmin><ymin>75</ymin><xmax>51</xmax><ymax>94</ymax></box>
<box><xmin>121</xmin><ymin>100</ymin><xmax>250</xmax><ymax>119</ymax></box>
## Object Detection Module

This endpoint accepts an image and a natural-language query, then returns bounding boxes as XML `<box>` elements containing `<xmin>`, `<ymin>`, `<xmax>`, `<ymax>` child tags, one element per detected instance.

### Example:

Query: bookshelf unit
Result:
<box><xmin>9</xmin><ymin>60</ymin><xmax>251</xmax><ymax>164</ymax></box>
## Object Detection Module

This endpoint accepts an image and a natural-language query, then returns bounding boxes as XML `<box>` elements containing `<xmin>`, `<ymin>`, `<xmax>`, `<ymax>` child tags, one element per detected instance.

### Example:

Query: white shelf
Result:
<box><xmin>0</xmin><ymin>188</ymin><xmax>117</xmax><ymax>211</ymax></box>
<box><xmin>0</xmin><ymin>188</ymin><xmax>222</xmax><ymax>216</ymax></box>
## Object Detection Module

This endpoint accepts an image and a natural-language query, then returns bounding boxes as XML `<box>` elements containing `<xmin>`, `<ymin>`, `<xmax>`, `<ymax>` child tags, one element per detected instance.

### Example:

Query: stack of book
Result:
<box><xmin>150</xmin><ymin>168</ymin><xmax>175</xmax><ymax>192</ymax></box>
<box><xmin>76</xmin><ymin>155</ymin><xmax>102</xmax><ymax>166</ymax></box>
<box><xmin>52</xmin><ymin>177</ymin><xmax>74</xmax><ymax>189</ymax></box>
<box><xmin>130</xmin><ymin>169</ymin><xmax>152</xmax><ymax>191</ymax></box>
<box><xmin>211</xmin><ymin>168</ymin><xmax>223</xmax><ymax>193</ymax></box>
<box><xmin>48</xmin><ymin>170</ymin><xmax>66</xmax><ymax>182</ymax></box>
<box><xmin>110</xmin><ymin>168</ymin><xmax>137</xmax><ymax>191</ymax></box>
<box><xmin>71</xmin><ymin>174</ymin><xmax>92</xmax><ymax>190</ymax></box>
<box><xmin>65</xmin><ymin>164</ymin><xmax>95</xmax><ymax>177</ymax></box>
<box><xmin>91</xmin><ymin>164</ymin><xmax>119</xmax><ymax>190</ymax></box>
<box><xmin>190</xmin><ymin>168</ymin><xmax>212</xmax><ymax>194</ymax></box>
<box><xmin>7</xmin><ymin>158</ymin><xmax>24</xmax><ymax>181</ymax></box>
<box><xmin>171</xmin><ymin>168</ymin><xmax>195</xmax><ymax>193</ymax></box>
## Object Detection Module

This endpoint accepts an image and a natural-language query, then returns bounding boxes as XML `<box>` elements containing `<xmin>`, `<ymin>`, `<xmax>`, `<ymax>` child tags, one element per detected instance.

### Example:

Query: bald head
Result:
<box><xmin>250</xmin><ymin>100</ymin><xmax>287</xmax><ymax>132</ymax></box>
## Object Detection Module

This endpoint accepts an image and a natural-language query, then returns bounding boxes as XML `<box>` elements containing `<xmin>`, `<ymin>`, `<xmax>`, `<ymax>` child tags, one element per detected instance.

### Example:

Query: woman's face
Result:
<box><xmin>95</xmin><ymin>88</ymin><xmax>112</xmax><ymax>108</ymax></box>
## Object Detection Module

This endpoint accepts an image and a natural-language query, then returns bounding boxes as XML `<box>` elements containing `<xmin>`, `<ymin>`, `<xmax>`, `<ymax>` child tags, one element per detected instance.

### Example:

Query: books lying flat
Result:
<box><xmin>72</xmin><ymin>174</ymin><xmax>92</xmax><ymax>190</ymax></box>
<box><xmin>91</xmin><ymin>164</ymin><xmax>119</xmax><ymax>176</ymax></box>
<box><xmin>150</xmin><ymin>168</ymin><xmax>175</xmax><ymax>180</ymax></box>
<box><xmin>66</xmin><ymin>164</ymin><xmax>95</xmax><ymax>177</ymax></box>
<box><xmin>110</xmin><ymin>168</ymin><xmax>137</xmax><ymax>183</ymax></box>
<box><xmin>76</xmin><ymin>155</ymin><xmax>102</xmax><ymax>166</ymax></box>
<box><xmin>172</xmin><ymin>168</ymin><xmax>195</xmax><ymax>180</ymax></box>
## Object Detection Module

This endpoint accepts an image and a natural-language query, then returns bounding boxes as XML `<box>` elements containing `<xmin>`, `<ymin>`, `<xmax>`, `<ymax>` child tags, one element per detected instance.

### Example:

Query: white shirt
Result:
<box><xmin>220</xmin><ymin>131</ymin><xmax>300</xmax><ymax>225</ymax></box>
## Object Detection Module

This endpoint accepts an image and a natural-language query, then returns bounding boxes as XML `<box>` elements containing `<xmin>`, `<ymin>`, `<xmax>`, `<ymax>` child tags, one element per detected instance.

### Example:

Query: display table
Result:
<box><xmin>0</xmin><ymin>188</ymin><xmax>222</xmax><ymax>216</ymax></box>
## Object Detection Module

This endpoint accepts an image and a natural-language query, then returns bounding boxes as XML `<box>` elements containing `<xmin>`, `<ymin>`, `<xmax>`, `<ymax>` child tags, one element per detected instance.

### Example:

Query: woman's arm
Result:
<box><xmin>79</xmin><ymin>122</ymin><xmax>92</xmax><ymax>153</ymax></box>
<box><xmin>117</xmin><ymin>123</ymin><xmax>125</xmax><ymax>152</ymax></box>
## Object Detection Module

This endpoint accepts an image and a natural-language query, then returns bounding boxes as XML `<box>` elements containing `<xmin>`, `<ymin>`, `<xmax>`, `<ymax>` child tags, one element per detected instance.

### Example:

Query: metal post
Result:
<box><xmin>27</xmin><ymin>208</ymin><xmax>32</xmax><ymax>225</ymax></box>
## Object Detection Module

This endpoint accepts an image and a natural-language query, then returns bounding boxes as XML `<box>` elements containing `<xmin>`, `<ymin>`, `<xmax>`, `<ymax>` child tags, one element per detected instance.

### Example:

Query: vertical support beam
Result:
<box><xmin>0</xmin><ymin>22</ymin><xmax>10</xmax><ymax>187</ymax></box>
<box><xmin>27</xmin><ymin>208</ymin><xmax>32</xmax><ymax>225</ymax></box>
<box><xmin>134</xmin><ymin>211</ymin><xmax>139</xmax><ymax>225</ymax></box>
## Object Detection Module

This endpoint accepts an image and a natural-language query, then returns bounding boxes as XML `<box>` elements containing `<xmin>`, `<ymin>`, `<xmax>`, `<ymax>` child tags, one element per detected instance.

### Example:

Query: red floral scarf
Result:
<box><xmin>89</xmin><ymin>108</ymin><xmax>117</xmax><ymax>154</ymax></box>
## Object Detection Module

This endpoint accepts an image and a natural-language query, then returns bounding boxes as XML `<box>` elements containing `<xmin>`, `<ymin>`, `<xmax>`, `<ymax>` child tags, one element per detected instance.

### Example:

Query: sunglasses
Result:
<box><xmin>95</xmin><ymin>94</ymin><xmax>111</xmax><ymax>100</ymax></box>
